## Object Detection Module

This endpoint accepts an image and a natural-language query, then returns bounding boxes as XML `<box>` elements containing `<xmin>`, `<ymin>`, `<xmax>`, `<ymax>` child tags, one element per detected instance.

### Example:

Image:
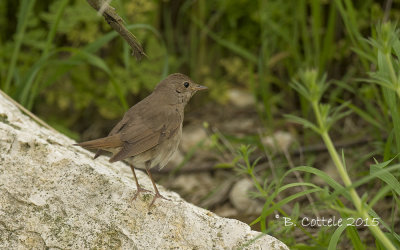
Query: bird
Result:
<box><xmin>75</xmin><ymin>73</ymin><xmax>207</xmax><ymax>206</ymax></box>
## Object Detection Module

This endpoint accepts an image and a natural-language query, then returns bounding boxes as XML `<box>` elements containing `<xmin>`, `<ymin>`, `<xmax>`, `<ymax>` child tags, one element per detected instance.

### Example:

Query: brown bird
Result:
<box><xmin>75</xmin><ymin>73</ymin><xmax>207</xmax><ymax>206</ymax></box>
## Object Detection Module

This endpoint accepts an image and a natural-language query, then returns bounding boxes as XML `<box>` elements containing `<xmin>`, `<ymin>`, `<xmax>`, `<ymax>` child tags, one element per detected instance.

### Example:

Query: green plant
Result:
<box><xmin>365</xmin><ymin>23</ymin><xmax>400</xmax><ymax>159</ymax></box>
<box><xmin>0</xmin><ymin>0</ymin><xmax>168</xmax><ymax>137</ymax></box>
<box><xmin>286</xmin><ymin>69</ymin><xmax>397</xmax><ymax>249</ymax></box>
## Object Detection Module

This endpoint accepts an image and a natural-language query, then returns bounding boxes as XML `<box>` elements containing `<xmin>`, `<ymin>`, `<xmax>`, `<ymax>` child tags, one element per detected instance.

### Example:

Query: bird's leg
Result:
<box><xmin>130</xmin><ymin>164</ymin><xmax>151</xmax><ymax>201</ymax></box>
<box><xmin>146</xmin><ymin>168</ymin><xmax>171</xmax><ymax>207</ymax></box>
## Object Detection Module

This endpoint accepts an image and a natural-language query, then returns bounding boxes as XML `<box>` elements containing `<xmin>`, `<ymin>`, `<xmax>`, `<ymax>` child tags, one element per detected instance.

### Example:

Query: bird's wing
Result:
<box><xmin>109</xmin><ymin>103</ymin><xmax>182</xmax><ymax>163</ymax></box>
<box><xmin>94</xmin><ymin>94</ymin><xmax>155</xmax><ymax>159</ymax></box>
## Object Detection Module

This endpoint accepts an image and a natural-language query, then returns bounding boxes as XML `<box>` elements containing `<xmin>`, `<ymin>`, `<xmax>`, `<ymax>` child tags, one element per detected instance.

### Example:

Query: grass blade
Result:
<box><xmin>3</xmin><ymin>0</ymin><xmax>36</xmax><ymax>92</ymax></box>
<box><xmin>328</xmin><ymin>222</ymin><xmax>348</xmax><ymax>250</ymax></box>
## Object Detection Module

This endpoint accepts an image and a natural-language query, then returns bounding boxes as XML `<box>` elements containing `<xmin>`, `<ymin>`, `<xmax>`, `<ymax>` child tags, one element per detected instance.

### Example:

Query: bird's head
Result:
<box><xmin>154</xmin><ymin>73</ymin><xmax>207</xmax><ymax>105</ymax></box>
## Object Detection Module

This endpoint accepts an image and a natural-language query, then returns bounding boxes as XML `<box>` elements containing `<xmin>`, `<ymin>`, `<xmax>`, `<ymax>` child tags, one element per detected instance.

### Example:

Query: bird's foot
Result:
<box><xmin>149</xmin><ymin>192</ymin><xmax>171</xmax><ymax>207</ymax></box>
<box><xmin>131</xmin><ymin>186</ymin><xmax>152</xmax><ymax>202</ymax></box>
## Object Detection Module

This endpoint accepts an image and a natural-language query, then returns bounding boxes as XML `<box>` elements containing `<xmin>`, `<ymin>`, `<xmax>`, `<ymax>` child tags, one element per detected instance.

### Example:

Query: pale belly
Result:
<box><xmin>126</xmin><ymin>124</ymin><xmax>182</xmax><ymax>170</ymax></box>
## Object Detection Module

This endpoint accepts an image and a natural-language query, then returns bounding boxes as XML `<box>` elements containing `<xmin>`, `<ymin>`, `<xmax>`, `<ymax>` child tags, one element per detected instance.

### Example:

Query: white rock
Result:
<box><xmin>171</xmin><ymin>173</ymin><xmax>214</xmax><ymax>195</ymax></box>
<box><xmin>214</xmin><ymin>203</ymin><xmax>240</xmax><ymax>218</ymax></box>
<box><xmin>230</xmin><ymin>179</ymin><xmax>263</xmax><ymax>215</ymax></box>
<box><xmin>180</xmin><ymin>125</ymin><xmax>210</xmax><ymax>152</ymax></box>
<box><xmin>261</xmin><ymin>130</ymin><xmax>294</xmax><ymax>152</ymax></box>
<box><xmin>0</xmin><ymin>92</ymin><xmax>288</xmax><ymax>249</ymax></box>
<box><xmin>227</xmin><ymin>89</ymin><xmax>255</xmax><ymax>107</ymax></box>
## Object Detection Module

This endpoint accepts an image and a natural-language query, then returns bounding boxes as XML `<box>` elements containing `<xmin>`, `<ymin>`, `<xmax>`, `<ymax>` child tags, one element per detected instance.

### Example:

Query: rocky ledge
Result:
<box><xmin>0</xmin><ymin>92</ymin><xmax>288</xmax><ymax>249</ymax></box>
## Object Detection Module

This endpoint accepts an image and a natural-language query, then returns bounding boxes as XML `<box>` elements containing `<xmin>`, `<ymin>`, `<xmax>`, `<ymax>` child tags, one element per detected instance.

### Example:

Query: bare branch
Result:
<box><xmin>87</xmin><ymin>0</ymin><xmax>146</xmax><ymax>60</ymax></box>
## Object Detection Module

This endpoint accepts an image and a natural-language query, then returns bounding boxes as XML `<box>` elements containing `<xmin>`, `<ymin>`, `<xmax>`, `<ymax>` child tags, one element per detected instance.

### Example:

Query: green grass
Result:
<box><xmin>3</xmin><ymin>0</ymin><xmax>36</xmax><ymax>93</ymax></box>
<box><xmin>287</xmin><ymin>69</ymin><xmax>397</xmax><ymax>249</ymax></box>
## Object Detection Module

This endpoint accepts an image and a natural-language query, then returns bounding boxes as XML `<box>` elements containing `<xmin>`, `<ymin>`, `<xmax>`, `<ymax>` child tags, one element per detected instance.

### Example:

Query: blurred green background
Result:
<box><xmin>1</xmin><ymin>0</ymin><xmax>397</xmax><ymax>140</ymax></box>
<box><xmin>1</xmin><ymin>0</ymin><xmax>387</xmax><ymax>139</ymax></box>
<box><xmin>2</xmin><ymin>0</ymin><xmax>400</xmax><ymax>248</ymax></box>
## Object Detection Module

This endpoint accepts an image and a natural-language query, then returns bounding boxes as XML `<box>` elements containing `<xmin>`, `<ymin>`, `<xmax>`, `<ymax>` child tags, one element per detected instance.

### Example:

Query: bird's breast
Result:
<box><xmin>130</xmin><ymin>124</ymin><xmax>182</xmax><ymax>170</ymax></box>
<box><xmin>155</xmin><ymin>123</ymin><xmax>182</xmax><ymax>169</ymax></box>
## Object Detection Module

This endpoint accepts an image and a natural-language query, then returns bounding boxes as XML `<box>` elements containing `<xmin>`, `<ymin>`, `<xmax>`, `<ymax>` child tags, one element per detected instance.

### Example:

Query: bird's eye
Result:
<box><xmin>183</xmin><ymin>82</ymin><xmax>190</xmax><ymax>88</ymax></box>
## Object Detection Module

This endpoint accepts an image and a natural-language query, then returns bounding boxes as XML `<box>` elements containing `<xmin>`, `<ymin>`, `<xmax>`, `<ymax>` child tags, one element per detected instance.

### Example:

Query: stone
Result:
<box><xmin>180</xmin><ymin>124</ymin><xmax>210</xmax><ymax>152</ymax></box>
<box><xmin>227</xmin><ymin>89</ymin><xmax>255</xmax><ymax>108</ymax></box>
<box><xmin>230</xmin><ymin>178</ymin><xmax>263</xmax><ymax>215</ymax></box>
<box><xmin>170</xmin><ymin>173</ymin><xmax>215</xmax><ymax>204</ymax></box>
<box><xmin>0</xmin><ymin>92</ymin><xmax>288</xmax><ymax>249</ymax></box>
<box><xmin>261</xmin><ymin>131</ymin><xmax>294</xmax><ymax>153</ymax></box>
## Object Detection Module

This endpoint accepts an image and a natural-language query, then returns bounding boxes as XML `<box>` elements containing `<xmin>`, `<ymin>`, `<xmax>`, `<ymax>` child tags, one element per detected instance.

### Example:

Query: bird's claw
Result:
<box><xmin>149</xmin><ymin>192</ymin><xmax>171</xmax><ymax>208</ymax></box>
<box><xmin>131</xmin><ymin>186</ymin><xmax>152</xmax><ymax>202</ymax></box>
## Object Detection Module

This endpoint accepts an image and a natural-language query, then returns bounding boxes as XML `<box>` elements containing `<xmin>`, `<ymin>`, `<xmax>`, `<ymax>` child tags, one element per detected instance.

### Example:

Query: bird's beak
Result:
<box><xmin>192</xmin><ymin>84</ymin><xmax>208</xmax><ymax>91</ymax></box>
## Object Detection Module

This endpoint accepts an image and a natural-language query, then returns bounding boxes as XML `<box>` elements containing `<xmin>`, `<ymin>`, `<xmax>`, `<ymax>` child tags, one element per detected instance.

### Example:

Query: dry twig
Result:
<box><xmin>86</xmin><ymin>0</ymin><xmax>146</xmax><ymax>60</ymax></box>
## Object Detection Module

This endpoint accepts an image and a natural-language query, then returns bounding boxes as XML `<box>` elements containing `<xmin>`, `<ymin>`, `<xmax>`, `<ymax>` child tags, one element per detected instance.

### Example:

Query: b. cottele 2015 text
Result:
<box><xmin>278</xmin><ymin>215</ymin><xmax>380</xmax><ymax>227</ymax></box>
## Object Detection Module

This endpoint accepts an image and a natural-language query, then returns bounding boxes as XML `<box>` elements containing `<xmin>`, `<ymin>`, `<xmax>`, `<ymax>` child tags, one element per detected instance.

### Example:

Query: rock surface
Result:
<box><xmin>0</xmin><ymin>92</ymin><xmax>288</xmax><ymax>249</ymax></box>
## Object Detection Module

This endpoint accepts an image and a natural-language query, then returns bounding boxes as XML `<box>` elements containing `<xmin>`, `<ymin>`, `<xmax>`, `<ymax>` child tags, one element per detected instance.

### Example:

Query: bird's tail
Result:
<box><xmin>74</xmin><ymin>135</ymin><xmax>122</xmax><ymax>149</ymax></box>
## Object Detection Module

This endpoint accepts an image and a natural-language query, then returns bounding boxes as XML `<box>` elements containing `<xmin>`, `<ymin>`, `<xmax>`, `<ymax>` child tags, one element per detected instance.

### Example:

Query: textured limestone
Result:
<box><xmin>0</xmin><ymin>92</ymin><xmax>288</xmax><ymax>249</ymax></box>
